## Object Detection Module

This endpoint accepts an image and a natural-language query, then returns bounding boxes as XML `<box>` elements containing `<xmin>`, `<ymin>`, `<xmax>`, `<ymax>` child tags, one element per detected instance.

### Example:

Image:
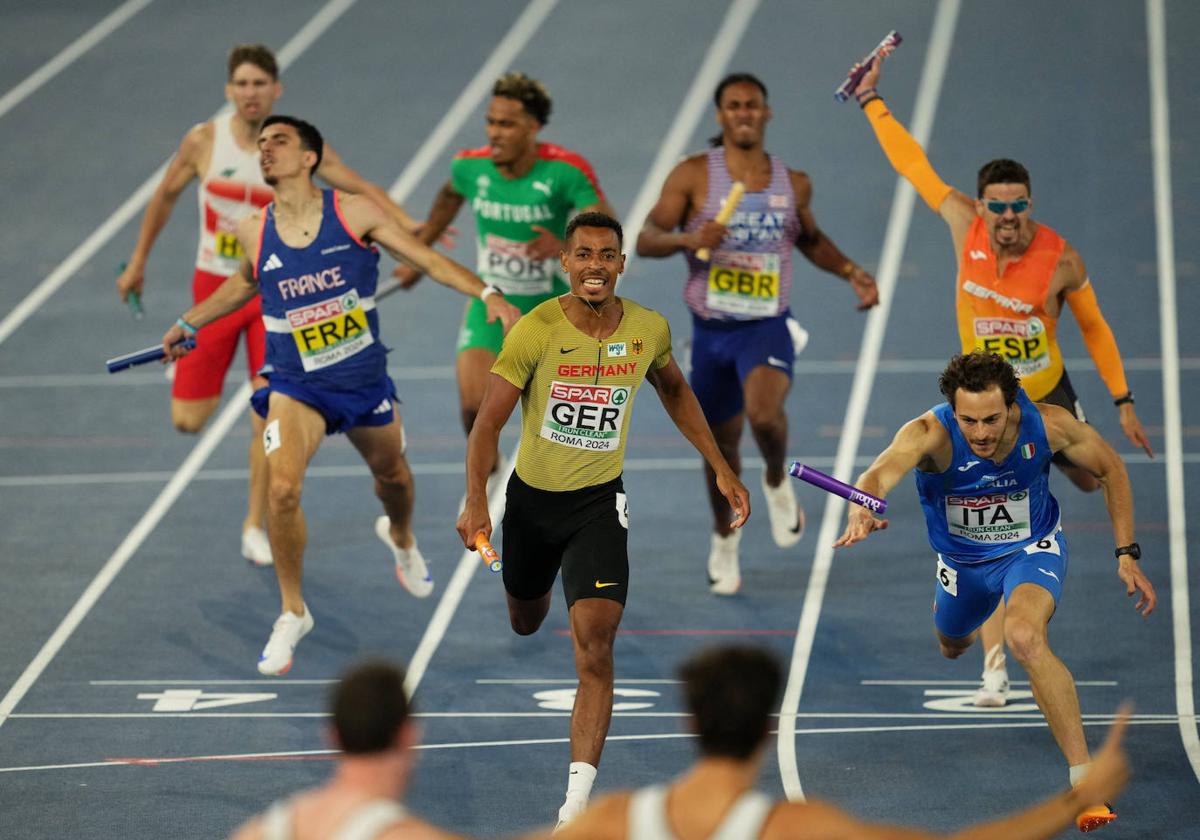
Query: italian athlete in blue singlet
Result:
<box><xmin>160</xmin><ymin>115</ymin><xmax>519</xmax><ymax>677</ymax></box>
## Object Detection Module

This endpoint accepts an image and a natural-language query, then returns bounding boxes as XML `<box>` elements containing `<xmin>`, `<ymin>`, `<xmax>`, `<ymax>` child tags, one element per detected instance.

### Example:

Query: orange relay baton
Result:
<box><xmin>695</xmin><ymin>181</ymin><xmax>745</xmax><ymax>262</ymax></box>
<box><xmin>475</xmin><ymin>532</ymin><xmax>502</xmax><ymax>573</ymax></box>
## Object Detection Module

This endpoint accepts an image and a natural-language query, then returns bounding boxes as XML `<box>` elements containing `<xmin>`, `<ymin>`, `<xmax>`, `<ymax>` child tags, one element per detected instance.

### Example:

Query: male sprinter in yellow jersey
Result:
<box><xmin>850</xmin><ymin>55</ymin><xmax>1152</xmax><ymax>709</ymax></box>
<box><xmin>457</xmin><ymin>212</ymin><xmax>749</xmax><ymax>829</ymax></box>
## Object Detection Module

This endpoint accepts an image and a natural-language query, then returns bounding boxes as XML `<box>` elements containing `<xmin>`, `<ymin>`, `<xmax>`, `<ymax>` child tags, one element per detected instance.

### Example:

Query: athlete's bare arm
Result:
<box><xmin>117</xmin><ymin>122</ymin><xmax>212</xmax><ymax>303</ymax></box>
<box><xmin>636</xmin><ymin>156</ymin><xmax>725</xmax><ymax>258</ymax></box>
<box><xmin>337</xmin><ymin>192</ymin><xmax>520</xmax><ymax>332</ymax></box>
<box><xmin>456</xmin><ymin>373</ymin><xmax>522</xmax><ymax>548</ymax></box>
<box><xmin>790</xmin><ymin>170</ymin><xmax>879</xmax><ymax>310</ymax></box>
<box><xmin>1039</xmin><ymin>403</ymin><xmax>1155</xmax><ymax>615</ymax></box>
<box><xmin>834</xmin><ymin>413</ymin><xmax>947</xmax><ymax>548</ymax></box>
<box><xmin>646</xmin><ymin>358</ymin><xmax>750</xmax><ymax>528</ymax></box>
<box><xmin>1053</xmin><ymin>245</ymin><xmax>1153</xmax><ymax>455</ymax></box>
<box><xmin>316</xmin><ymin>144</ymin><xmax>417</xmax><ymax>232</ymax></box>
<box><xmin>391</xmin><ymin>179</ymin><xmax>466</xmax><ymax>287</ymax></box>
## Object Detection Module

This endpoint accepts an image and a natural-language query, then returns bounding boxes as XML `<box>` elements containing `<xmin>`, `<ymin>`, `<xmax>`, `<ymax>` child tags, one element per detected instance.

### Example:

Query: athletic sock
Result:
<box><xmin>566</xmin><ymin>761</ymin><xmax>597</xmax><ymax>802</ymax></box>
<box><xmin>1069</xmin><ymin>762</ymin><xmax>1092</xmax><ymax>788</ymax></box>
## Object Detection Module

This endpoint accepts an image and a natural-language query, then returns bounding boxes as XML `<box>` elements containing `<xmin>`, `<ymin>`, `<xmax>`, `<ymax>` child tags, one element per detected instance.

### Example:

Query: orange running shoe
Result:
<box><xmin>1075</xmin><ymin>802</ymin><xmax>1116</xmax><ymax>832</ymax></box>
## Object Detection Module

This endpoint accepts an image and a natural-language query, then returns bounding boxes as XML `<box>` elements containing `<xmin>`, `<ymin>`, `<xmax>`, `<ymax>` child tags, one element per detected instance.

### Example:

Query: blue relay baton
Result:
<box><xmin>106</xmin><ymin>338</ymin><xmax>196</xmax><ymax>374</ymax></box>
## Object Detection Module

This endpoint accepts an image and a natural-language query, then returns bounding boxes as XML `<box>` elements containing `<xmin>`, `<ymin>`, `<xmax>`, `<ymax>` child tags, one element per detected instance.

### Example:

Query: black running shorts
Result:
<box><xmin>1038</xmin><ymin>370</ymin><xmax>1087</xmax><ymax>468</ymax></box>
<box><xmin>501</xmin><ymin>471</ymin><xmax>629</xmax><ymax>608</ymax></box>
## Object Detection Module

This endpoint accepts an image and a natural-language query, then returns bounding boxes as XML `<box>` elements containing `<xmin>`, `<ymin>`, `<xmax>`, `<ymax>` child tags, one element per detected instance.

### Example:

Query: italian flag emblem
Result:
<box><xmin>1021</xmin><ymin>443</ymin><xmax>1036</xmax><ymax>459</ymax></box>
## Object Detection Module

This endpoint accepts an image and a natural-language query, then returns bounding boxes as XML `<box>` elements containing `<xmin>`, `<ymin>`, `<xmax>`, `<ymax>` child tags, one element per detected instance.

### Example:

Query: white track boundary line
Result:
<box><xmin>776</xmin><ymin>0</ymin><xmax>960</xmax><ymax>802</ymax></box>
<box><xmin>0</xmin><ymin>0</ymin><xmax>358</xmax><ymax>348</ymax></box>
<box><xmin>0</xmin><ymin>0</ymin><xmax>156</xmax><ymax>122</ymax></box>
<box><xmin>401</xmin><ymin>0</ymin><xmax>761</xmax><ymax>697</ymax></box>
<box><xmin>0</xmin><ymin>382</ymin><xmax>250</xmax><ymax>731</ymax></box>
<box><xmin>0</xmin><ymin>0</ymin><xmax>365</xmax><ymax>733</ymax></box>
<box><xmin>1146</xmin><ymin>0</ymin><xmax>1200</xmax><ymax>786</ymax></box>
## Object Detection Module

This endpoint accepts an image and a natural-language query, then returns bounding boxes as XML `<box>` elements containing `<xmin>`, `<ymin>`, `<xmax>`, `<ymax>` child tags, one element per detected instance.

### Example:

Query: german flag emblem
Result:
<box><xmin>631</xmin><ymin>338</ymin><xmax>643</xmax><ymax>355</ymax></box>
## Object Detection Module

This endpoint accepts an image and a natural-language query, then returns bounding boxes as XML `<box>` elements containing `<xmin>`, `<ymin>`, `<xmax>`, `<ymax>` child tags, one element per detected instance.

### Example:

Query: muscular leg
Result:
<box><xmin>742</xmin><ymin>365</ymin><xmax>791</xmax><ymax>486</ymax></box>
<box><xmin>457</xmin><ymin>348</ymin><xmax>499</xmax><ymax>436</ymax></box>
<box><xmin>347</xmin><ymin>409</ymin><xmax>416</xmax><ymax>550</ymax></box>
<box><xmin>705</xmin><ymin>413</ymin><xmax>743</xmax><ymax>536</ymax></box>
<box><xmin>568</xmin><ymin>597</ymin><xmax>623</xmax><ymax>765</ymax></box>
<box><xmin>506</xmin><ymin>591</ymin><xmax>553</xmax><ymax>636</ymax></box>
<box><xmin>170</xmin><ymin>396</ymin><xmax>221</xmax><ymax>434</ymax></box>
<box><xmin>936</xmin><ymin>627</ymin><xmax>978</xmax><ymax>659</ymax></box>
<box><xmin>245</xmin><ymin>376</ymin><xmax>270</xmax><ymax>533</ymax></box>
<box><xmin>262</xmin><ymin>393</ymin><xmax>326</xmax><ymax>616</ymax></box>
<box><xmin>1005</xmin><ymin>582</ymin><xmax>1089</xmax><ymax>766</ymax></box>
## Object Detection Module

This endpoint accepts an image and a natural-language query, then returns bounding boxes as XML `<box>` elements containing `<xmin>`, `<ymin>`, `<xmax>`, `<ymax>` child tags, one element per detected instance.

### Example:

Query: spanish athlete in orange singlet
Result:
<box><xmin>117</xmin><ymin>44</ymin><xmax>423</xmax><ymax>567</ymax></box>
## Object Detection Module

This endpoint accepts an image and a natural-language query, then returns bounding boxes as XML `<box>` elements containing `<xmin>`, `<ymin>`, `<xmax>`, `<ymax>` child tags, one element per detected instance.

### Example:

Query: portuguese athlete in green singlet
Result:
<box><xmin>395</xmin><ymin>73</ymin><xmax>614</xmax><ymax>469</ymax></box>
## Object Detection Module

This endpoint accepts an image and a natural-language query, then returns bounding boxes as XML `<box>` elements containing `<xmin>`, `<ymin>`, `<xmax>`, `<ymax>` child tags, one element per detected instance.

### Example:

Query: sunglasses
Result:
<box><xmin>984</xmin><ymin>198</ymin><xmax>1030</xmax><ymax>214</ymax></box>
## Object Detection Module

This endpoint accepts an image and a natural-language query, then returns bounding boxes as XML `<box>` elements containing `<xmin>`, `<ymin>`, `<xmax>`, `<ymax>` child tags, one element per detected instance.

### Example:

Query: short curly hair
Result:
<box><xmin>939</xmin><ymin>351</ymin><xmax>1021</xmax><ymax>407</ymax></box>
<box><xmin>492</xmin><ymin>72</ymin><xmax>552</xmax><ymax>125</ymax></box>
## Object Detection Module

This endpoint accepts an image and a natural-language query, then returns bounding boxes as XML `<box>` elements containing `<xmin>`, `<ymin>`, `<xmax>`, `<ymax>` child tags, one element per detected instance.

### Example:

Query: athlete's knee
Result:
<box><xmin>267</xmin><ymin>473</ymin><xmax>304</xmax><ymax>514</ymax></box>
<box><xmin>574</xmin><ymin>631</ymin><xmax>616</xmax><ymax>679</ymax></box>
<box><xmin>171</xmin><ymin>411</ymin><xmax>209</xmax><ymax>434</ymax></box>
<box><xmin>744</xmin><ymin>398</ymin><xmax>785</xmax><ymax>434</ymax></box>
<box><xmin>1004</xmin><ymin>616</ymin><xmax>1047</xmax><ymax>663</ymax></box>
<box><xmin>508</xmin><ymin>596</ymin><xmax>549</xmax><ymax>636</ymax></box>
<box><xmin>371</xmin><ymin>455</ymin><xmax>413</xmax><ymax>491</ymax></box>
<box><xmin>937</xmin><ymin>630</ymin><xmax>973</xmax><ymax>659</ymax></box>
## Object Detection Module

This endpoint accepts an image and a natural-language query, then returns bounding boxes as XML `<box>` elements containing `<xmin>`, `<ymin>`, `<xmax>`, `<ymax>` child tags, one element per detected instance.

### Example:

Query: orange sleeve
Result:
<box><xmin>863</xmin><ymin>98</ymin><xmax>954</xmax><ymax>213</ymax></box>
<box><xmin>1065</xmin><ymin>279</ymin><xmax>1130</xmax><ymax>398</ymax></box>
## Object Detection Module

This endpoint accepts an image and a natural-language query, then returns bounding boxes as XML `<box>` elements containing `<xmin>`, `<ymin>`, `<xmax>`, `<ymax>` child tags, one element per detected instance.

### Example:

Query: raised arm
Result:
<box><xmin>316</xmin><ymin>143</ymin><xmax>418</xmax><ymax>232</ymax></box>
<box><xmin>646</xmin><ymin>358</ymin><xmax>749</xmax><ymax>528</ymax></box>
<box><xmin>791</xmin><ymin>170</ymin><xmax>878</xmax><ymax>310</ymax></box>
<box><xmin>1057</xmin><ymin>245</ymin><xmax>1152</xmax><ymax>455</ymax></box>
<box><xmin>834</xmin><ymin>413</ymin><xmax>943</xmax><ymax>548</ymax></box>
<box><xmin>1041</xmin><ymin>404</ymin><xmax>1155</xmax><ymax>615</ymax></box>
<box><xmin>117</xmin><ymin>123</ymin><xmax>208</xmax><ymax>304</ymax></box>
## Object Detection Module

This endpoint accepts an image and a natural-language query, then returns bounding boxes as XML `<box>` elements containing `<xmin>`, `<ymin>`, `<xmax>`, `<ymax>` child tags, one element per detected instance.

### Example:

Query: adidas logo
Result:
<box><xmin>372</xmin><ymin>398</ymin><xmax>392</xmax><ymax>415</ymax></box>
<box><xmin>969</xmin><ymin>249</ymin><xmax>988</xmax><ymax>261</ymax></box>
<box><xmin>262</xmin><ymin>253</ymin><xmax>283</xmax><ymax>272</ymax></box>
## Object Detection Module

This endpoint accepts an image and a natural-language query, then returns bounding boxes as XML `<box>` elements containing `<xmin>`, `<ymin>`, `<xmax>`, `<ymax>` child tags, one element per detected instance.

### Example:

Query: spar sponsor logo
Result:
<box><xmin>286</xmin><ymin>290</ymin><xmax>373</xmax><ymax>371</ymax></box>
<box><xmin>540</xmin><ymin>381</ymin><xmax>630</xmax><ymax>451</ymax></box>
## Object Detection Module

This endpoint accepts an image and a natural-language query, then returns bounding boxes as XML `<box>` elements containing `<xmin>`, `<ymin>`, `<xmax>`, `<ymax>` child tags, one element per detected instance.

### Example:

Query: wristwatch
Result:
<box><xmin>1114</xmin><ymin>543</ymin><xmax>1141</xmax><ymax>560</ymax></box>
<box><xmin>1114</xmin><ymin>392</ymin><xmax>1134</xmax><ymax>407</ymax></box>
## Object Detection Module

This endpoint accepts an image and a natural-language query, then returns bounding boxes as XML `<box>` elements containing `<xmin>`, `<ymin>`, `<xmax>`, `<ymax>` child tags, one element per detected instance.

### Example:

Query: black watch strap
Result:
<box><xmin>1114</xmin><ymin>392</ymin><xmax>1134</xmax><ymax>407</ymax></box>
<box><xmin>1114</xmin><ymin>543</ymin><xmax>1141</xmax><ymax>560</ymax></box>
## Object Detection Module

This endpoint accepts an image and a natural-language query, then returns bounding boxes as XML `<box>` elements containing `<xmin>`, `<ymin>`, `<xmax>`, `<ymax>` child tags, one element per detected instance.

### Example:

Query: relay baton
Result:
<box><xmin>474</xmin><ymin>532</ymin><xmax>503</xmax><ymax>573</ymax></box>
<box><xmin>695</xmin><ymin>181</ymin><xmax>745</xmax><ymax>262</ymax></box>
<box><xmin>105</xmin><ymin>338</ymin><xmax>196</xmax><ymax>374</ymax></box>
<box><xmin>834</xmin><ymin>30</ymin><xmax>902</xmax><ymax>102</ymax></box>
<box><xmin>788</xmin><ymin>461</ymin><xmax>887</xmax><ymax>514</ymax></box>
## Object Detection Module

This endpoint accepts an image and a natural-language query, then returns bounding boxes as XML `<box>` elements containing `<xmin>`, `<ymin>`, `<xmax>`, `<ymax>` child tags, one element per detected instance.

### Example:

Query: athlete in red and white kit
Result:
<box><xmin>117</xmin><ymin>44</ymin><xmax>422</xmax><ymax>566</ymax></box>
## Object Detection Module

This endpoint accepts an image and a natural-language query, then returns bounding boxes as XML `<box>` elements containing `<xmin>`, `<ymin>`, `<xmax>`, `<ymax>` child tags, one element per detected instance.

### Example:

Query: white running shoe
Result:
<box><xmin>973</xmin><ymin>667</ymin><xmax>1010</xmax><ymax>707</ymax></box>
<box><xmin>375</xmin><ymin>516</ymin><xmax>433</xmax><ymax>598</ymax></box>
<box><xmin>707</xmin><ymin>530</ymin><xmax>742</xmax><ymax>596</ymax></box>
<box><xmin>257</xmin><ymin>606</ymin><xmax>314</xmax><ymax>676</ymax></box>
<box><xmin>762</xmin><ymin>470</ymin><xmax>805</xmax><ymax>548</ymax></box>
<box><xmin>555</xmin><ymin>795</ymin><xmax>588</xmax><ymax>833</ymax></box>
<box><xmin>241</xmin><ymin>526</ymin><xmax>273</xmax><ymax>566</ymax></box>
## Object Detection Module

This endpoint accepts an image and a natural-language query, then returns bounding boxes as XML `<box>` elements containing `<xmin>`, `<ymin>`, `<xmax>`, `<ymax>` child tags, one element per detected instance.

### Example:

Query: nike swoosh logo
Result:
<box><xmin>594</xmin><ymin>580</ymin><xmax>620</xmax><ymax>589</ymax></box>
<box><xmin>560</xmin><ymin>346</ymin><xmax>579</xmax><ymax>354</ymax></box>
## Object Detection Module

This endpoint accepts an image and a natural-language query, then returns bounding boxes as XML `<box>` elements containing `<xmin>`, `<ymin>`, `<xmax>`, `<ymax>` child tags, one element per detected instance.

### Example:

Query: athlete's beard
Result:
<box><xmin>263</xmin><ymin>174</ymin><xmax>279</xmax><ymax>187</ymax></box>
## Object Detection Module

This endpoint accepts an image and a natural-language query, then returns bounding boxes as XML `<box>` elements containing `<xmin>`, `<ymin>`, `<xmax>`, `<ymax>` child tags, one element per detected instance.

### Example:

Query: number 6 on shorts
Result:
<box><xmin>936</xmin><ymin>556</ymin><xmax>958</xmax><ymax>596</ymax></box>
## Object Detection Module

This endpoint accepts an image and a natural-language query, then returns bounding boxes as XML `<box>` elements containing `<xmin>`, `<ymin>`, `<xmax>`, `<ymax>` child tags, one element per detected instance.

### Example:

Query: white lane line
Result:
<box><xmin>401</xmin><ymin>0</ymin><xmax>762</xmax><ymax>698</ymax></box>
<box><xmin>476</xmin><ymin>678</ymin><xmax>683</xmax><ymax>684</ymax></box>
<box><xmin>0</xmin><ymin>718</ymin><xmax>1179</xmax><ymax>776</ymax></box>
<box><xmin>2</xmin><ymin>451</ymin><xmax>1185</xmax><ymax>490</ymax></box>
<box><xmin>0</xmin><ymin>383</ymin><xmax>251</xmax><ymax>732</ymax></box>
<box><xmin>861</xmin><ymin>679</ymin><xmax>1120</xmax><ymax>687</ymax></box>
<box><xmin>1146</xmin><ymin>0</ymin><xmax>1200</xmax><ymax>787</ymax></box>
<box><xmin>385</xmin><ymin>0</ymin><xmax>558</xmax><ymax>203</ymax></box>
<box><xmin>776</xmin><ymin>0</ymin><xmax>961</xmax><ymax>803</ymax></box>
<box><xmin>10</xmin><ymin>711</ymin><xmax>1174</xmax><ymax>721</ymax></box>
<box><xmin>0</xmin><ymin>0</ymin><xmax>156</xmax><ymax>122</ymax></box>
<box><xmin>0</xmin><ymin>0</ymin><xmax>358</xmax><ymax>348</ymax></box>
<box><xmin>7</xmin><ymin>356</ymin><xmax>1195</xmax><ymax>389</ymax></box>
<box><xmin>89</xmin><ymin>679</ymin><xmax>338</xmax><ymax>686</ymax></box>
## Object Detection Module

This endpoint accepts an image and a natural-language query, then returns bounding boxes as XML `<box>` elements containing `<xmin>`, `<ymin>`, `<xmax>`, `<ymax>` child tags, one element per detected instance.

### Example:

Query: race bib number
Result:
<box><xmin>215</xmin><ymin>231</ymin><xmax>244</xmax><ymax>260</ymax></box>
<box><xmin>936</xmin><ymin>557</ymin><xmax>958</xmax><ymax>596</ymax></box>
<box><xmin>705</xmin><ymin>251</ymin><xmax>781</xmax><ymax>317</ymax></box>
<box><xmin>540</xmin><ymin>380</ymin><xmax>629</xmax><ymax>451</ymax></box>
<box><xmin>1023</xmin><ymin>529</ymin><xmax>1062</xmax><ymax>557</ymax></box>
<box><xmin>945</xmin><ymin>491</ymin><xmax>1033</xmax><ymax>544</ymax></box>
<box><xmin>973</xmin><ymin>317</ymin><xmax>1050</xmax><ymax>377</ymax></box>
<box><xmin>286</xmin><ymin>291</ymin><xmax>373</xmax><ymax>372</ymax></box>
<box><xmin>479</xmin><ymin>234</ymin><xmax>555</xmax><ymax>295</ymax></box>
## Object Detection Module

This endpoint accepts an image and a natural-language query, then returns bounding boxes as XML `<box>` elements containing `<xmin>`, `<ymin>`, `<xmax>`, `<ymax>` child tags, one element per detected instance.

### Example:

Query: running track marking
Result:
<box><xmin>400</xmin><ymin>0</ymin><xmax>763</xmax><ymax>698</ymax></box>
<box><xmin>0</xmin><ymin>0</ymin><xmax>155</xmax><ymax>122</ymax></box>
<box><xmin>0</xmin><ymin>0</ymin><xmax>359</xmax><ymax>347</ymax></box>
<box><xmin>776</xmin><ymin>0</ymin><xmax>961</xmax><ymax>802</ymax></box>
<box><xmin>1146</xmin><ymin>0</ymin><xmax>1200</xmax><ymax>786</ymax></box>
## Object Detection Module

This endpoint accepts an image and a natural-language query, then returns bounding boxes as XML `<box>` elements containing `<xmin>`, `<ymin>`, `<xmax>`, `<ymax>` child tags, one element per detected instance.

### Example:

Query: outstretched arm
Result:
<box><xmin>392</xmin><ymin>179</ymin><xmax>466</xmax><ymax>287</ymax></box>
<box><xmin>792</xmin><ymin>171</ymin><xmax>878</xmax><ymax>310</ymax></box>
<box><xmin>1042</xmin><ymin>404</ymin><xmax>1155</xmax><ymax>615</ymax></box>
<box><xmin>317</xmin><ymin>144</ymin><xmax>418</xmax><ymax>232</ymax></box>
<box><xmin>647</xmin><ymin>358</ymin><xmax>749</xmax><ymax>528</ymax></box>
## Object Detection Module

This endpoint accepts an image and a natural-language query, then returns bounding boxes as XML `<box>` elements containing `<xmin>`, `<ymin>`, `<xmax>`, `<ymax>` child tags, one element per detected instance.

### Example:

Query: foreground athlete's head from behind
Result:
<box><xmin>939</xmin><ymin>351</ymin><xmax>1022</xmax><ymax>460</ymax></box>
<box><xmin>486</xmin><ymin>71</ymin><xmax>552</xmax><ymax>167</ymax></box>
<box><xmin>258</xmin><ymin>116</ymin><xmax>324</xmax><ymax>186</ymax></box>
<box><xmin>329</xmin><ymin>660</ymin><xmax>419</xmax><ymax>791</ymax></box>
<box><xmin>226</xmin><ymin>43</ymin><xmax>281</xmax><ymax>124</ymax></box>
<box><xmin>711</xmin><ymin>72</ymin><xmax>771</xmax><ymax>150</ymax></box>
<box><xmin>680</xmin><ymin>645</ymin><xmax>782</xmax><ymax>761</ymax></box>
<box><xmin>562</xmin><ymin>212</ymin><xmax>625</xmax><ymax>306</ymax></box>
<box><xmin>975</xmin><ymin>158</ymin><xmax>1034</xmax><ymax>253</ymax></box>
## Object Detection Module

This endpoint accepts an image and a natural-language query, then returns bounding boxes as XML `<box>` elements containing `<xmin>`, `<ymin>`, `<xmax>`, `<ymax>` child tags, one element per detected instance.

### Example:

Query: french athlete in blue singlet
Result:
<box><xmin>832</xmin><ymin>351</ymin><xmax>1155</xmax><ymax>830</ymax></box>
<box><xmin>161</xmin><ymin>115</ymin><xmax>520</xmax><ymax>677</ymax></box>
